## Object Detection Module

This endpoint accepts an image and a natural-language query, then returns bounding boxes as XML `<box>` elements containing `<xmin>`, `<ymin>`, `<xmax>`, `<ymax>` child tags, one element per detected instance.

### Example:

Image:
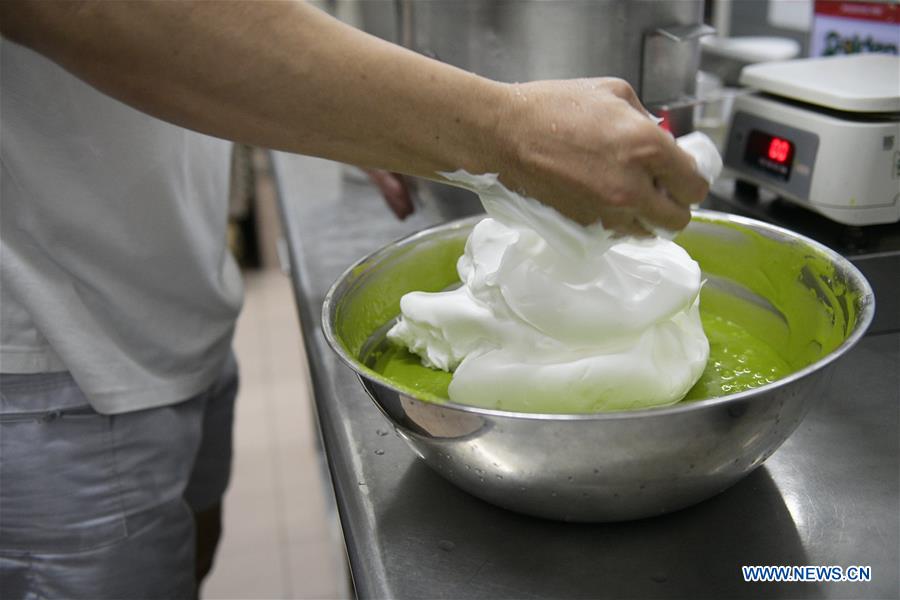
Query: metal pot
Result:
<box><xmin>322</xmin><ymin>210</ymin><xmax>875</xmax><ymax>521</ymax></box>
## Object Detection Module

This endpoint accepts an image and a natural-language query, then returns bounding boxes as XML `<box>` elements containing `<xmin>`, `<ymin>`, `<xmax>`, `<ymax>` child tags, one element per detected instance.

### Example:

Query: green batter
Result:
<box><xmin>683</xmin><ymin>312</ymin><xmax>790</xmax><ymax>401</ymax></box>
<box><xmin>360</xmin><ymin>309</ymin><xmax>792</xmax><ymax>404</ymax></box>
<box><xmin>336</xmin><ymin>217</ymin><xmax>861</xmax><ymax>411</ymax></box>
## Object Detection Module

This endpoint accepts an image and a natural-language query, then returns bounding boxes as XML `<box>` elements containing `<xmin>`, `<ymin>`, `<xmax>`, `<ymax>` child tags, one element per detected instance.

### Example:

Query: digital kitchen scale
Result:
<box><xmin>723</xmin><ymin>54</ymin><xmax>900</xmax><ymax>226</ymax></box>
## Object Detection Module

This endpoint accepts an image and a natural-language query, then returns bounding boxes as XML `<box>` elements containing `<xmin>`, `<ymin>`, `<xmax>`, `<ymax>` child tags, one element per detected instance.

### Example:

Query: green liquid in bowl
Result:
<box><xmin>335</xmin><ymin>217</ymin><xmax>861</xmax><ymax>412</ymax></box>
<box><xmin>360</xmin><ymin>310</ymin><xmax>792</xmax><ymax>404</ymax></box>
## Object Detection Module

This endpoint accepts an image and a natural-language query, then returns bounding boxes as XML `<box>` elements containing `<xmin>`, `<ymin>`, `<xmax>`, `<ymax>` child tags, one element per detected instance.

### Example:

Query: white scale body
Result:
<box><xmin>724</xmin><ymin>54</ymin><xmax>900</xmax><ymax>226</ymax></box>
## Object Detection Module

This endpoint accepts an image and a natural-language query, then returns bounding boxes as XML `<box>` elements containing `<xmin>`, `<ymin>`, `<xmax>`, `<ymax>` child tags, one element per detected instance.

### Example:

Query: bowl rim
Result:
<box><xmin>321</xmin><ymin>209</ymin><xmax>875</xmax><ymax>422</ymax></box>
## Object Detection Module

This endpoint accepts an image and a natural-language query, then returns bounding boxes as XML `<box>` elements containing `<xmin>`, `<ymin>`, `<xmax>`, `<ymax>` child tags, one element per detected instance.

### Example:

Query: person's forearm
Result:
<box><xmin>2</xmin><ymin>0</ymin><xmax>711</xmax><ymax>232</ymax></box>
<box><xmin>0</xmin><ymin>0</ymin><xmax>508</xmax><ymax>180</ymax></box>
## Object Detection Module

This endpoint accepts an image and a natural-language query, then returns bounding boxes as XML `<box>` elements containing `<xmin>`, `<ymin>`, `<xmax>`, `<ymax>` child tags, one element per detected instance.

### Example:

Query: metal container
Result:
<box><xmin>322</xmin><ymin>210</ymin><xmax>875</xmax><ymax>522</ymax></box>
<box><xmin>382</xmin><ymin>0</ymin><xmax>713</xmax><ymax>219</ymax></box>
<box><xmin>399</xmin><ymin>0</ymin><xmax>707</xmax><ymax>105</ymax></box>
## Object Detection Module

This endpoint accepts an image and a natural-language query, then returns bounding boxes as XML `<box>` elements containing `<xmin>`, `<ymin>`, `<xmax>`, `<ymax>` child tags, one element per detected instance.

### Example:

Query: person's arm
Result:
<box><xmin>0</xmin><ymin>0</ymin><xmax>707</xmax><ymax>233</ymax></box>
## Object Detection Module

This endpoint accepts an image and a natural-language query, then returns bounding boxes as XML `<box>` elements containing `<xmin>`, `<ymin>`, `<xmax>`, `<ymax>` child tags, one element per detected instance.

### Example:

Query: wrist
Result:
<box><xmin>439</xmin><ymin>77</ymin><xmax>518</xmax><ymax>181</ymax></box>
<box><xmin>475</xmin><ymin>81</ymin><xmax>544</xmax><ymax>198</ymax></box>
<box><xmin>480</xmin><ymin>81</ymin><xmax>523</xmax><ymax>183</ymax></box>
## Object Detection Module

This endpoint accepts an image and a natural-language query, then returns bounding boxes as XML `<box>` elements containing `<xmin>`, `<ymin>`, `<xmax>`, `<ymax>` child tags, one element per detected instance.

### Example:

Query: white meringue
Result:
<box><xmin>388</xmin><ymin>133</ymin><xmax>722</xmax><ymax>412</ymax></box>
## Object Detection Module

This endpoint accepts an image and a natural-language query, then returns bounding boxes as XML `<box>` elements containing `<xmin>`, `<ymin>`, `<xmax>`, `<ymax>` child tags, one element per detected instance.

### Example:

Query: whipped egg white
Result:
<box><xmin>388</xmin><ymin>133</ymin><xmax>722</xmax><ymax>412</ymax></box>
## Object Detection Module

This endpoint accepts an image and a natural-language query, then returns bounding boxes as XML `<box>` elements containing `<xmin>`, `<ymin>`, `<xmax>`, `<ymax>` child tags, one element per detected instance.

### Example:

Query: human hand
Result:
<box><xmin>363</xmin><ymin>168</ymin><xmax>415</xmax><ymax>220</ymax></box>
<box><xmin>493</xmin><ymin>78</ymin><xmax>709</xmax><ymax>236</ymax></box>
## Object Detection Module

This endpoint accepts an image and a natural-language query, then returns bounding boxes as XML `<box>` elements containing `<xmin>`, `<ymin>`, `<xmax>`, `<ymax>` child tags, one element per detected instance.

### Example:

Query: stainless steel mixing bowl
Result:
<box><xmin>322</xmin><ymin>210</ymin><xmax>874</xmax><ymax>522</ymax></box>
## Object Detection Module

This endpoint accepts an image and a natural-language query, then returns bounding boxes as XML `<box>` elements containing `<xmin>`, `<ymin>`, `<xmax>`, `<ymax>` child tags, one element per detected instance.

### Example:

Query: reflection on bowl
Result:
<box><xmin>323</xmin><ymin>210</ymin><xmax>874</xmax><ymax>521</ymax></box>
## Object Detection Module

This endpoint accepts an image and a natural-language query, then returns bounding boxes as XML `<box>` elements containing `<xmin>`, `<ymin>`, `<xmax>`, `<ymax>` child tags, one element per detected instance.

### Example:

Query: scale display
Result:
<box><xmin>743</xmin><ymin>129</ymin><xmax>796</xmax><ymax>180</ymax></box>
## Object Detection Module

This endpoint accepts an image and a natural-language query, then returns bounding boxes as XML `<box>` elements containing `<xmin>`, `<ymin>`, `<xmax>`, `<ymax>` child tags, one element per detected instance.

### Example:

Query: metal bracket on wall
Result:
<box><xmin>642</xmin><ymin>23</ymin><xmax>715</xmax><ymax>135</ymax></box>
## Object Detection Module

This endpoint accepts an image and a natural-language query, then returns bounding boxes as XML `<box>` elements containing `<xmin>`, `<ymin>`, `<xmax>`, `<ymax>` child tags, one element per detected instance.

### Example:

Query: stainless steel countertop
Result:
<box><xmin>272</xmin><ymin>153</ymin><xmax>899</xmax><ymax>600</ymax></box>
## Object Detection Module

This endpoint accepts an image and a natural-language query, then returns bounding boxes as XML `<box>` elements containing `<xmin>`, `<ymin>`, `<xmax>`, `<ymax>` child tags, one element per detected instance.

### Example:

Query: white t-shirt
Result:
<box><xmin>1</xmin><ymin>39</ymin><xmax>243</xmax><ymax>414</ymax></box>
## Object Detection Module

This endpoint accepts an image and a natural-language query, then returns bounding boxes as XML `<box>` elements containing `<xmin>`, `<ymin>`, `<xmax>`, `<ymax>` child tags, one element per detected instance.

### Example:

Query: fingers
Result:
<box><xmin>610</xmin><ymin>174</ymin><xmax>690</xmax><ymax>233</ymax></box>
<box><xmin>596</xmin><ymin>173</ymin><xmax>690</xmax><ymax>235</ymax></box>
<box><xmin>602</xmin><ymin>78</ymin><xmax>645</xmax><ymax>114</ymax></box>
<box><xmin>610</xmin><ymin>218</ymin><xmax>654</xmax><ymax>239</ymax></box>
<box><xmin>641</xmin><ymin>184</ymin><xmax>692</xmax><ymax>231</ymax></box>
<box><xmin>600</xmin><ymin>78</ymin><xmax>651</xmax><ymax>120</ymax></box>
<box><xmin>594</xmin><ymin>79</ymin><xmax>704</xmax><ymax>222</ymax></box>
<box><xmin>595</xmin><ymin>204</ymin><xmax>657</xmax><ymax>238</ymax></box>
<box><xmin>596</xmin><ymin>208</ymin><xmax>640</xmax><ymax>234</ymax></box>
<box><xmin>505</xmin><ymin>78</ymin><xmax>705</xmax><ymax>236</ymax></box>
<box><xmin>597</xmin><ymin>77</ymin><xmax>661</xmax><ymax>123</ymax></box>
<box><xmin>644</xmin><ymin>129</ymin><xmax>710</xmax><ymax>208</ymax></box>
<box><xmin>364</xmin><ymin>169</ymin><xmax>415</xmax><ymax>220</ymax></box>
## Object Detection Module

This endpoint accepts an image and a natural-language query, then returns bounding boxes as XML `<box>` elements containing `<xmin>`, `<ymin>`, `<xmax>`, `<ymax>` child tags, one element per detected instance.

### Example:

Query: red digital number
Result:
<box><xmin>767</xmin><ymin>137</ymin><xmax>791</xmax><ymax>163</ymax></box>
